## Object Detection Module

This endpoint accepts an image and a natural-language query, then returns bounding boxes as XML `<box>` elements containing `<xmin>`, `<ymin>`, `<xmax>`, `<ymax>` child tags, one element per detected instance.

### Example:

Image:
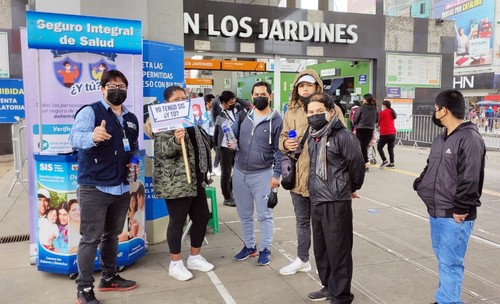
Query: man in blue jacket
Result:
<box><xmin>231</xmin><ymin>81</ymin><xmax>283</xmax><ymax>266</ymax></box>
<box><xmin>414</xmin><ymin>89</ymin><xmax>485</xmax><ymax>304</ymax></box>
<box><xmin>69</xmin><ymin>70</ymin><xmax>139</xmax><ymax>304</ymax></box>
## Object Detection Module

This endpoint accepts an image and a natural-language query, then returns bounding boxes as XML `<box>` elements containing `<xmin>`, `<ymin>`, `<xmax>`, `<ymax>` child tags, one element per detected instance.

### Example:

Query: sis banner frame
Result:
<box><xmin>22</xmin><ymin>11</ymin><xmax>144</xmax><ymax>274</ymax></box>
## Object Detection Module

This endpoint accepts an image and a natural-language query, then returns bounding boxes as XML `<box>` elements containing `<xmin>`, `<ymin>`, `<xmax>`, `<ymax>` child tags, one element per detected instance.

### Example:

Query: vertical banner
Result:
<box><xmin>0</xmin><ymin>32</ymin><xmax>9</xmax><ymax>78</ymax></box>
<box><xmin>22</xmin><ymin>11</ymin><xmax>144</xmax><ymax>274</ymax></box>
<box><xmin>0</xmin><ymin>79</ymin><xmax>24</xmax><ymax>123</ymax></box>
<box><xmin>142</xmin><ymin>41</ymin><xmax>184</xmax><ymax>236</ymax></box>
<box><xmin>433</xmin><ymin>0</ymin><xmax>494</xmax><ymax>67</ymax></box>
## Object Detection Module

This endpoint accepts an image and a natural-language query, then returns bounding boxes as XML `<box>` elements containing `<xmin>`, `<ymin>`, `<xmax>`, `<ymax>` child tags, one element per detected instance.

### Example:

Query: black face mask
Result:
<box><xmin>253</xmin><ymin>97</ymin><xmax>269</xmax><ymax>111</ymax></box>
<box><xmin>432</xmin><ymin>110</ymin><xmax>444</xmax><ymax>128</ymax></box>
<box><xmin>308</xmin><ymin>113</ymin><xmax>329</xmax><ymax>130</ymax></box>
<box><xmin>107</xmin><ymin>89</ymin><xmax>127</xmax><ymax>106</ymax></box>
<box><xmin>227</xmin><ymin>104</ymin><xmax>236</xmax><ymax>111</ymax></box>
<box><xmin>299</xmin><ymin>95</ymin><xmax>311</xmax><ymax>105</ymax></box>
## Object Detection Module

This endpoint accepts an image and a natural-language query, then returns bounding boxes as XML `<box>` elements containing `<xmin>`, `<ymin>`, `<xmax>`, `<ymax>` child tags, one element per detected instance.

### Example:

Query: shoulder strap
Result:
<box><xmin>237</xmin><ymin>109</ymin><xmax>248</xmax><ymax>132</ymax></box>
<box><xmin>294</xmin><ymin>128</ymin><xmax>309</xmax><ymax>158</ymax></box>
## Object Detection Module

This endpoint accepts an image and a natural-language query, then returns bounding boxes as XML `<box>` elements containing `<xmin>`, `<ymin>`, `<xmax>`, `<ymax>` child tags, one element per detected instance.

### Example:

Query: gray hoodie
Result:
<box><xmin>232</xmin><ymin>108</ymin><xmax>283</xmax><ymax>178</ymax></box>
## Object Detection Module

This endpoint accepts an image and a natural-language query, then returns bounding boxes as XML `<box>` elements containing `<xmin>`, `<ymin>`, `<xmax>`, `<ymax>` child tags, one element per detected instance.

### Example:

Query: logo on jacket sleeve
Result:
<box><xmin>127</xmin><ymin>121</ymin><xmax>138</xmax><ymax>131</ymax></box>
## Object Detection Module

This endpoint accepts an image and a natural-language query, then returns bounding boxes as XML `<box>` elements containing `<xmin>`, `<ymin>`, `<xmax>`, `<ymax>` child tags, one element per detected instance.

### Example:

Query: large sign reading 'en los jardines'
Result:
<box><xmin>184</xmin><ymin>12</ymin><xmax>358</xmax><ymax>44</ymax></box>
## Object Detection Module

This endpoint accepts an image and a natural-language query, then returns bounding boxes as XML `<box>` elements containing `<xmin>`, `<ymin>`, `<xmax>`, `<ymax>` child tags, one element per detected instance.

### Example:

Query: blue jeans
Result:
<box><xmin>430</xmin><ymin>216</ymin><xmax>474</xmax><ymax>304</ymax></box>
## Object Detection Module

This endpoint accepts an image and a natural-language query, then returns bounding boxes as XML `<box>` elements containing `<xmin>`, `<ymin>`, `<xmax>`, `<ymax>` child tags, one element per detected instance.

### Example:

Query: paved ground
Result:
<box><xmin>1</xmin><ymin>146</ymin><xmax>499</xmax><ymax>304</ymax></box>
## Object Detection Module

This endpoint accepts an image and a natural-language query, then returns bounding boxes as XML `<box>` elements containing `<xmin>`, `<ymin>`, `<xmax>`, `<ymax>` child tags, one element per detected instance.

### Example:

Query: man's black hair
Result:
<box><xmin>306</xmin><ymin>92</ymin><xmax>335</xmax><ymax>111</ymax></box>
<box><xmin>204</xmin><ymin>94</ymin><xmax>215</xmax><ymax>103</ymax></box>
<box><xmin>251</xmin><ymin>81</ymin><xmax>272</xmax><ymax>95</ymax></box>
<box><xmin>435</xmin><ymin>89</ymin><xmax>465</xmax><ymax>119</ymax></box>
<box><xmin>100</xmin><ymin>70</ymin><xmax>128</xmax><ymax>88</ymax></box>
<box><xmin>219</xmin><ymin>91</ymin><xmax>235</xmax><ymax>103</ymax></box>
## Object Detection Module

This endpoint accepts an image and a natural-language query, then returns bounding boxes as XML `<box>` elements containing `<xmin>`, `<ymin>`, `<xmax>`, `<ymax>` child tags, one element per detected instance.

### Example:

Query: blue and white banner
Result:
<box><xmin>143</xmin><ymin>41</ymin><xmax>184</xmax><ymax>102</ymax></box>
<box><xmin>0</xmin><ymin>79</ymin><xmax>24</xmax><ymax>124</ymax></box>
<box><xmin>26</xmin><ymin>11</ymin><xmax>142</xmax><ymax>54</ymax></box>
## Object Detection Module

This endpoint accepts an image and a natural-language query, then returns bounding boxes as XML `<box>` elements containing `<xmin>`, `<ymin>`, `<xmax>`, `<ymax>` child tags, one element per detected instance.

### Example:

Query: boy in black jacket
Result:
<box><xmin>306</xmin><ymin>93</ymin><xmax>365</xmax><ymax>304</ymax></box>
<box><xmin>413</xmin><ymin>89</ymin><xmax>485</xmax><ymax>304</ymax></box>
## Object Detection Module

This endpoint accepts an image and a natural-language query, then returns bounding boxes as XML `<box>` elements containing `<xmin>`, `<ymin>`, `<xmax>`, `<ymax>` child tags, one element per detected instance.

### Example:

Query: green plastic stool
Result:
<box><xmin>205</xmin><ymin>186</ymin><xmax>219</xmax><ymax>234</ymax></box>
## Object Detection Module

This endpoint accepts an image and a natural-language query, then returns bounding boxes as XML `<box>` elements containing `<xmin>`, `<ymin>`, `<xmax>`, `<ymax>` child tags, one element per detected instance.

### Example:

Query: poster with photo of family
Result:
<box><xmin>432</xmin><ymin>0</ymin><xmax>494</xmax><ymax>67</ymax></box>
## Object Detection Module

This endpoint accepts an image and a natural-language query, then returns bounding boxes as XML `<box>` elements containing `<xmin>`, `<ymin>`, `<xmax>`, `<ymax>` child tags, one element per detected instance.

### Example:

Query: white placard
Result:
<box><xmin>266</xmin><ymin>62</ymin><xmax>305</xmax><ymax>72</ymax></box>
<box><xmin>0</xmin><ymin>33</ymin><xmax>9</xmax><ymax>78</ymax></box>
<box><xmin>148</xmin><ymin>97</ymin><xmax>206</xmax><ymax>133</ymax></box>
<box><xmin>386</xmin><ymin>53</ymin><xmax>441</xmax><ymax>88</ymax></box>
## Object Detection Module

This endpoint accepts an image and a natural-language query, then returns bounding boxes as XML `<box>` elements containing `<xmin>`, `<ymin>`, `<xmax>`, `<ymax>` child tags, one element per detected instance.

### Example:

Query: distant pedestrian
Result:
<box><xmin>349</xmin><ymin>100</ymin><xmax>361</xmax><ymax>132</ymax></box>
<box><xmin>485</xmin><ymin>106</ymin><xmax>494</xmax><ymax>132</ymax></box>
<box><xmin>377</xmin><ymin>100</ymin><xmax>397</xmax><ymax>168</ymax></box>
<box><xmin>354</xmin><ymin>94</ymin><xmax>378</xmax><ymax>171</ymax></box>
<box><xmin>413</xmin><ymin>89</ymin><xmax>485</xmax><ymax>304</ymax></box>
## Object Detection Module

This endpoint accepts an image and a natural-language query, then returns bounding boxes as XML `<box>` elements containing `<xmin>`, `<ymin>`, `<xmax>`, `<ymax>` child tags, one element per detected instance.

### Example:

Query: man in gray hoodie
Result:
<box><xmin>413</xmin><ymin>89</ymin><xmax>485</xmax><ymax>304</ymax></box>
<box><xmin>231</xmin><ymin>81</ymin><xmax>283</xmax><ymax>266</ymax></box>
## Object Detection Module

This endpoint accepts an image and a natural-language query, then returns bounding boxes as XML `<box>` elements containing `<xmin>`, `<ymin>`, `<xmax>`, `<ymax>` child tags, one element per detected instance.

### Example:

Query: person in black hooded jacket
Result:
<box><xmin>413</xmin><ymin>89</ymin><xmax>485</xmax><ymax>304</ymax></box>
<box><xmin>354</xmin><ymin>93</ymin><xmax>378</xmax><ymax>170</ymax></box>
<box><xmin>306</xmin><ymin>93</ymin><xmax>365</xmax><ymax>304</ymax></box>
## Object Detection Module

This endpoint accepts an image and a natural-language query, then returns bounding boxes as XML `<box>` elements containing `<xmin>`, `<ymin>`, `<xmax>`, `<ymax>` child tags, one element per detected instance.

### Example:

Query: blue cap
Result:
<box><xmin>288</xmin><ymin>129</ymin><xmax>297</xmax><ymax>139</ymax></box>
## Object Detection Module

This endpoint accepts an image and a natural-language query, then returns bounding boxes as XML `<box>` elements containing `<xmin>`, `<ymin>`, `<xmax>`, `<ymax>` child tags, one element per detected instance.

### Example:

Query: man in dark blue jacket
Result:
<box><xmin>69</xmin><ymin>70</ymin><xmax>139</xmax><ymax>304</ymax></box>
<box><xmin>414</xmin><ymin>89</ymin><xmax>485</xmax><ymax>304</ymax></box>
<box><xmin>306</xmin><ymin>93</ymin><xmax>365</xmax><ymax>304</ymax></box>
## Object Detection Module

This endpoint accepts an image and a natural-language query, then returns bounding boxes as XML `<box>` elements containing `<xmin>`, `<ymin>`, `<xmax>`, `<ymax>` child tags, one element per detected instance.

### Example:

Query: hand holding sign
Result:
<box><xmin>93</xmin><ymin>120</ymin><xmax>111</xmax><ymax>142</ymax></box>
<box><xmin>173</xmin><ymin>128</ymin><xmax>185</xmax><ymax>144</ymax></box>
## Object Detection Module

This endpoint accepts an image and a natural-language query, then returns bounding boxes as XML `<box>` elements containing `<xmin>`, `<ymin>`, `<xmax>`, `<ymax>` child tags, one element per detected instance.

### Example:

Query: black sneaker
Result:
<box><xmin>76</xmin><ymin>287</ymin><xmax>99</xmax><ymax>304</ymax></box>
<box><xmin>307</xmin><ymin>286</ymin><xmax>331</xmax><ymax>302</ymax></box>
<box><xmin>380</xmin><ymin>160</ymin><xmax>389</xmax><ymax>168</ymax></box>
<box><xmin>223</xmin><ymin>199</ymin><xmax>236</xmax><ymax>207</ymax></box>
<box><xmin>386</xmin><ymin>163</ymin><xmax>395</xmax><ymax>168</ymax></box>
<box><xmin>97</xmin><ymin>274</ymin><xmax>137</xmax><ymax>292</ymax></box>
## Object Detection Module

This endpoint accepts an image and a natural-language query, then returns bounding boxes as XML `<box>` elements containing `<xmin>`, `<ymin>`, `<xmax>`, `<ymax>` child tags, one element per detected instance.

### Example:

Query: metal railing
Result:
<box><xmin>8</xmin><ymin>119</ymin><xmax>28</xmax><ymax>196</ymax></box>
<box><xmin>395</xmin><ymin>115</ymin><xmax>500</xmax><ymax>151</ymax></box>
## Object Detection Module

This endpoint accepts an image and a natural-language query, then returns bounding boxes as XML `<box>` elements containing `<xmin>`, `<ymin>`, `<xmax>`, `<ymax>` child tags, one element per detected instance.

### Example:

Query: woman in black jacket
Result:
<box><xmin>354</xmin><ymin>94</ymin><xmax>378</xmax><ymax>170</ymax></box>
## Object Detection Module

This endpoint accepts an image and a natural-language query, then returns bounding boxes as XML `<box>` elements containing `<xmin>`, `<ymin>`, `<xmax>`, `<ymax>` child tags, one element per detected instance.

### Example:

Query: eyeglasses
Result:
<box><xmin>106</xmin><ymin>83</ymin><xmax>127</xmax><ymax>90</ymax></box>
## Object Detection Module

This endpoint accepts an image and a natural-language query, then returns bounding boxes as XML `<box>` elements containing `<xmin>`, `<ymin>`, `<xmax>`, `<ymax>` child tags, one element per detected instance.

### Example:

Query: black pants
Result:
<box><xmin>312</xmin><ymin>201</ymin><xmax>354</xmax><ymax>304</ymax></box>
<box><xmin>219</xmin><ymin>147</ymin><xmax>235</xmax><ymax>200</ymax></box>
<box><xmin>356</xmin><ymin>128</ymin><xmax>374</xmax><ymax>164</ymax></box>
<box><xmin>164</xmin><ymin>182</ymin><xmax>209</xmax><ymax>254</ymax></box>
<box><xmin>377</xmin><ymin>134</ymin><xmax>396</xmax><ymax>163</ymax></box>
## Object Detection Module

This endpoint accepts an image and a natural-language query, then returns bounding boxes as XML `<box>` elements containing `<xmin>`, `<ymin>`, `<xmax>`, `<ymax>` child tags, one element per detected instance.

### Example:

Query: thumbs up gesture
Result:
<box><xmin>93</xmin><ymin>120</ymin><xmax>112</xmax><ymax>143</ymax></box>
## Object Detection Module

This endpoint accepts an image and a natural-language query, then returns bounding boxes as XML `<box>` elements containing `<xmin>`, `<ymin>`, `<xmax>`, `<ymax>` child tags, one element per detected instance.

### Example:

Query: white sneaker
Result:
<box><xmin>169</xmin><ymin>261</ymin><xmax>193</xmax><ymax>281</ymax></box>
<box><xmin>187</xmin><ymin>255</ymin><xmax>214</xmax><ymax>272</ymax></box>
<box><xmin>212</xmin><ymin>167</ymin><xmax>221</xmax><ymax>176</ymax></box>
<box><xmin>279</xmin><ymin>257</ymin><xmax>312</xmax><ymax>276</ymax></box>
